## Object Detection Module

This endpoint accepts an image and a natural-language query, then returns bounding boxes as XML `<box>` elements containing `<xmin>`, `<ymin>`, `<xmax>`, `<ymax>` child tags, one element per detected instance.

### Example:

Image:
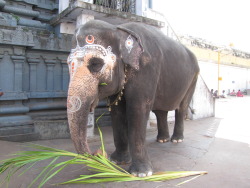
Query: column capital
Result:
<box><xmin>13</xmin><ymin>46</ymin><xmax>26</xmax><ymax>56</ymax></box>
<box><xmin>11</xmin><ymin>55</ymin><xmax>25</xmax><ymax>61</ymax></box>
<box><xmin>60</xmin><ymin>59</ymin><xmax>68</xmax><ymax>64</ymax></box>
<box><xmin>27</xmin><ymin>58</ymin><xmax>40</xmax><ymax>64</ymax></box>
<box><xmin>44</xmin><ymin>59</ymin><xmax>57</xmax><ymax>64</ymax></box>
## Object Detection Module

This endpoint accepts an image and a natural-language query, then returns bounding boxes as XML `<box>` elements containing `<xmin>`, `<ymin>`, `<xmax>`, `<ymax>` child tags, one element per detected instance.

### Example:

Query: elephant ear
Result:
<box><xmin>117</xmin><ymin>26</ymin><xmax>144</xmax><ymax>70</ymax></box>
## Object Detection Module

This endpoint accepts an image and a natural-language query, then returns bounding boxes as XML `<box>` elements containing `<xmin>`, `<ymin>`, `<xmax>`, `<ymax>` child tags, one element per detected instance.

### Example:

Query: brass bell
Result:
<box><xmin>115</xmin><ymin>101</ymin><xmax>118</xmax><ymax>105</ymax></box>
<box><xmin>108</xmin><ymin>106</ymin><xmax>111</xmax><ymax>111</ymax></box>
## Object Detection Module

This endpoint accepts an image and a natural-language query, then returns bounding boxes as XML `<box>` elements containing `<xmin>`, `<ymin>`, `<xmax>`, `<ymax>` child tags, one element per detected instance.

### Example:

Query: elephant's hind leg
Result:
<box><xmin>171</xmin><ymin>75</ymin><xmax>198</xmax><ymax>143</ymax></box>
<box><xmin>171</xmin><ymin>109</ymin><xmax>185</xmax><ymax>143</ymax></box>
<box><xmin>153</xmin><ymin>110</ymin><xmax>170</xmax><ymax>143</ymax></box>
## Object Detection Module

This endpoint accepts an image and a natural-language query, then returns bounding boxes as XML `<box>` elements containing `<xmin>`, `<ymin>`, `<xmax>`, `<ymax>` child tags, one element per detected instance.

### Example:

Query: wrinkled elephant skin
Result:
<box><xmin>67</xmin><ymin>20</ymin><xmax>200</xmax><ymax>177</ymax></box>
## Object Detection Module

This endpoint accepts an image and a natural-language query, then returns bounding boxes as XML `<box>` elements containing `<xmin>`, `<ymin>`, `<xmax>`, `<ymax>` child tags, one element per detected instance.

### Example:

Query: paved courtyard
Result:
<box><xmin>0</xmin><ymin>96</ymin><xmax>250</xmax><ymax>187</ymax></box>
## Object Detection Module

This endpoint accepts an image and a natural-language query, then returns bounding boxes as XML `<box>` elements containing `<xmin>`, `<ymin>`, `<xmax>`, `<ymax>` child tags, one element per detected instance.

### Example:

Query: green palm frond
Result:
<box><xmin>0</xmin><ymin>127</ymin><xmax>207</xmax><ymax>187</ymax></box>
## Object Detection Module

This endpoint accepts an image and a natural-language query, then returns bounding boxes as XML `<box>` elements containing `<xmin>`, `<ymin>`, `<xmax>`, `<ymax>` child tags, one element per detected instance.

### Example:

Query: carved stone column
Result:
<box><xmin>0</xmin><ymin>54</ymin><xmax>3</xmax><ymax>93</ymax></box>
<box><xmin>27</xmin><ymin>58</ymin><xmax>40</xmax><ymax>91</ymax></box>
<box><xmin>11</xmin><ymin>55</ymin><xmax>25</xmax><ymax>91</ymax></box>
<box><xmin>60</xmin><ymin>59</ymin><xmax>70</xmax><ymax>91</ymax></box>
<box><xmin>44</xmin><ymin>59</ymin><xmax>56</xmax><ymax>91</ymax></box>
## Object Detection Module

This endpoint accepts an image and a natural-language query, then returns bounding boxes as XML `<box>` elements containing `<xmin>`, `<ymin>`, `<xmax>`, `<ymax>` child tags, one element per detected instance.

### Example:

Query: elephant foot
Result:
<box><xmin>129</xmin><ymin>161</ymin><xmax>153</xmax><ymax>177</ymax></box>
<box><xmin>156</xmin><ymin>131</ymin><xmax>170</xmax><ymax>143</ymax></box>
<box><xmin>156</xmin><ymin>136</ymin><xmax>170</xmax><ymax>143</ymax></box>
<box><xmin>110</xmin><ymin>151</ymin><xmax>131</xmax><ymax>165</ymax></box>
<box><xmin>171</xmin><ymin>135</ymin><xmax>184</xmax><ymax>143</ymax></box>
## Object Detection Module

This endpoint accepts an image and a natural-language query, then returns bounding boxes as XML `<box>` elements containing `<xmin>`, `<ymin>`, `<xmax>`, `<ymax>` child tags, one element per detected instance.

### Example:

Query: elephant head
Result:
<box><xmin>67</xmin><ymin>20</ymin><xmax>143</xmax><ymax>154</ymax></box>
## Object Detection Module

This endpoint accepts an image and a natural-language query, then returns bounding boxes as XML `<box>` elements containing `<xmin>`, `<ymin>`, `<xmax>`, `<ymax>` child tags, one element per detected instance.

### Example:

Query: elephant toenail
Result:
<box><xmin>131</xmin><ymin>172</ymin><xmax>137</xmax><ymax>177</ymax></box>
<box><xmin>138</xmin><ymin>173</ymin><xmax>146</xmax><ymax>178</ymax></box>
<box><xmin>172</xmin><ymin>140</ymin><xmax>177</xmax><ymax>143</ymax></box>
<box><xmin>110</xmin><ymin>159</ymin><xmax>117</xmax><ymax>164</ymax></box>
<box><xmin>177</xmin><ymin>139</ymin><xmax>183</xmax><ymax>143</ymax></box>
<box><xmin>158</xmin><ymin>140</ymin><xmax>163</xmax><ymax>143</ymax></box>
<box><xmin>147</xmin><ymin>171</ymin><xmax>153</xmax><ymax>176</ymax></box>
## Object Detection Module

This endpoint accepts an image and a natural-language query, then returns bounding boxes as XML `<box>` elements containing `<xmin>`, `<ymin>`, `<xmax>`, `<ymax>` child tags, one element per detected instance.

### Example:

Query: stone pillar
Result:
<box><xmin>44</xmin><ymin>59</ymin><xmax>56</xmax><ymax>91</ymax></box>
<box><xmin>58</xmin><ymin>0</ymin><xmax>95</xmax><ymax>34</ymax></box>
<box><xmin>76</xmin><ymin>14</ymin><xmax>94</xmax><ymax>29</ymax></box>
<box><xmin>136</xmin><ymin>0</ymin><xmax>147</xmax><ymax>16</ymax></box>
<box><xmin>59</xmin><ymin>23</ymin><xmax>76</xmax><ymax>35</ymax></box>
<box><xmin>0</xmin><ymin>54</ymin><xmax>3</xmax><ymax>95</ymax></box>
<box><xmin>87</xmin><ymin>111</ymin><xmax>95</xmax><ymax>137</ymax></box>
<box><xmin>0</xmin><ymin>52</ymin><xmax>14</xmax><ymax>91</ymax></box>
<box><xmin>11</xmin><ymin>55</ymin><xmax>25</xmax><ymax>91</ymax></box>
<box><xmin>58</xmin><ymin>0</ymin><xmax>73</xmax><ymax>34</ymax></box>
<box><xmin>27</xmin><ymin>58</ymin><xmax>40</xmax><ymax>91</ymax></box>
<box><xmin>60</xmin><ymin>59</ymin><xmax>70</xmax><ymax>91</ymax></box>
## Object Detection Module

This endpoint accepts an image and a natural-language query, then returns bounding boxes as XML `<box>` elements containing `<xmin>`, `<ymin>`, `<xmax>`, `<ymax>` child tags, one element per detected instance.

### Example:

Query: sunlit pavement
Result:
<box><xmin>0</xmin><ymin>96</ymin><xmax>250</xmax><ymax>187</ymax></box>
<box><xmin>215</xmin><ymin>96</ymin><xmax>250</xmax><ymax>145</ymax></box>
<box><xmin>185</xmin><ymin>96</ymin><xmax>250</xmax><ymax>188</ymax></box>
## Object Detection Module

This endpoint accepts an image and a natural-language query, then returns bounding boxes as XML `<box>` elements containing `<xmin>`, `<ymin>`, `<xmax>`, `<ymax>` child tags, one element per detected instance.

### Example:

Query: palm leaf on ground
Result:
<box><xmin>0</xmin><ymin>127</ymin><xmax>207</xmax><ymax>187</ymax></box>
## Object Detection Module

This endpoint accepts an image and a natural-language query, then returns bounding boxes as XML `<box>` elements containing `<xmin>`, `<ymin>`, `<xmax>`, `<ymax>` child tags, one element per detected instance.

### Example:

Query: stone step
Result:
<box><xmin>0</xmin><ymin>132</ymin><xmax>40</xmax><ymax>142</ymax></box>
<box><xmin>34</xmin><ymin>120</ymin><xmax>70</xmax><ymax>140</ymax></box>
<box><xmin>28</xmin><ymin>110</ymin><xmax>67</xmax><ymax>121</ymax></box>
<box><xmin>0</xmin><ymin>125</ymin><xmax>34</xmax><ymax>136</ymax></box>
<box><xmin>0</xmin><ymin>115</ymin><xmax>33</xmax><ymax>127</ymax></box>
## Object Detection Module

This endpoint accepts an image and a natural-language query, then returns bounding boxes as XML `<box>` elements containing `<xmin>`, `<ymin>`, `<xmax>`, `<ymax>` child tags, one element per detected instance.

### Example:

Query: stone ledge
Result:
<box><xmin>33</xmin><ymin>120</ymin><xmax>98</xmax><ymax>141</ymax></box>
<box><xmin>0</xmin><ymin>91</ymin><xmax>68</xmax><ymax>100</ymax></box>
<box><xmin>50</xmin><ymin>1</ymin><xmax>165</xmax><ymax>28</ymax></box>
<box><xmin>0</xmin><ymin>91</ymin><xmax>28</xmax><ymax>100</ymax></box>
<box><xmin>0</xmin><ymin>115</ymin><xmax>33</xmax><ymax>127</ymax></box>
<box><xmin>0</xmin><ymin>132</ymin><xmax>40</xmax><ymax>142</ymax></box>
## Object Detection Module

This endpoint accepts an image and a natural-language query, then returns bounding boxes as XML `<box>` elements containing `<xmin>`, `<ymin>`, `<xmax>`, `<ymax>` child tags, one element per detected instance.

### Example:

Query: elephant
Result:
<box><xmin>67</xmin><ymin>20</ymin><xmax>199</xmax><ymax>177</ymax></box>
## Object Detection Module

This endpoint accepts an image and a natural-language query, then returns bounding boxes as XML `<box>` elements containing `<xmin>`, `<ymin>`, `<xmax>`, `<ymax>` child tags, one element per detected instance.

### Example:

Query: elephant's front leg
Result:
<box><xmin>127</xmin><ymin>102</ymin><xmax>153</xmax><ymax>177</ymax></box>
<box><xmin>110</xmin><ymin>97</ymin><xmax>131</xmax><ymax>164</ymax></box>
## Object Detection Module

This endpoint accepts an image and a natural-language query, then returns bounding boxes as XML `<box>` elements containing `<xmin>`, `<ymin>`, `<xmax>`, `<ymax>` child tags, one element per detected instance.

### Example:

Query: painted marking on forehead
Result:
<box><xmin>68</xmin><ymin>28</ymin><xmax>118</xmax><ymax>80</ymax></box>
<box><xmin>86</xmin><ymin>35</ymin><xmax>95</xmax><ymax>44</ymax></box>
<box><xmin>125</xmin><ymin>35</ymin><xmax>134</xmax><ymax>53</ymax></box>
<box><xmin>67</xmin><ymin>96</ymin><xmax>82</xmax><ymax>113</ymax></box>
<box><xmin>75</xmin><ymin>27</ymin><xmax>82</xmax><ymax>47</ymax></box>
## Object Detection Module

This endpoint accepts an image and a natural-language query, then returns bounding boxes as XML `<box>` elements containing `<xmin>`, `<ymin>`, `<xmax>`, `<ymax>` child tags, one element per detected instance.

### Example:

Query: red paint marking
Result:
<box><xmin>86</xmin><ymin>35</ymin><xmax>94</xmax><ymax>44</ymax></box>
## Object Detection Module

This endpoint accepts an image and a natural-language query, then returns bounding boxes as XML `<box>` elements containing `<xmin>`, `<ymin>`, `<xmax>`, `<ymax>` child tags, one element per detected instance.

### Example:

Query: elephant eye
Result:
<box><xmin>87</xmin><ymin>57</ymin><xmax>104</xmax><ymax>73</ymax></box>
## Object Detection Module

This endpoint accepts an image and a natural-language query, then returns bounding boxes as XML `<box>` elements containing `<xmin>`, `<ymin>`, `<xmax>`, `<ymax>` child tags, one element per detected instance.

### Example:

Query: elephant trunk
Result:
<box><xmin>67</xmin><ymin>72</ymin><xmax>99</xmax><ymax>154</ymax></box>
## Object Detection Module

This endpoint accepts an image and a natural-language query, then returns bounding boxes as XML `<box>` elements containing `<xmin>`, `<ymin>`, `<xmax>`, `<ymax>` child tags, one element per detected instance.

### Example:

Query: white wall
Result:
<box><xmin>59</xmin><ymin>0</ymin><xmax>69</xmax><ymax>13</ymax></box>
<box><xmin>190</xmin><ymin>75</ymin><xmax>215</xmax><ymax>120</ymax></box>
<box><xmin>199</xmin><ymin>61</ymin><xmax>250</xmax><ymax>94</ymax></box>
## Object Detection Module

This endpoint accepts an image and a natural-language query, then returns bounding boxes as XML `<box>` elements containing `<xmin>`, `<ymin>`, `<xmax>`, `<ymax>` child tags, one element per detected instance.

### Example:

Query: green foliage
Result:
<box><xmin>99</xmin><ymin>83</ymin><xmax>108</xmax><ymax>86</ymax></box>
<box><xmin>10</xmin><ymin>13</ymin><xmax>20</xmax><ymax>22</ymax></box>
<box><xmin>0</xmin><ymin>128</ymin><xmax>207</xmax><ymax>187</ymax></box>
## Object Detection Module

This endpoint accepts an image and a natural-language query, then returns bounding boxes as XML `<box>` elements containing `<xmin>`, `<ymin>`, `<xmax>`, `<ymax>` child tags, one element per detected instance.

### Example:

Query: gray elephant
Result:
<box><xmin>67</xmin><ymin>20</ymin><xmax>199</xmax><ymax>177</ymax></box>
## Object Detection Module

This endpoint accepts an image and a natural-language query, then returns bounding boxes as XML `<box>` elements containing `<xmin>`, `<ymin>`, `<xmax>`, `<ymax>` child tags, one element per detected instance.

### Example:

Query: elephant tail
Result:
<box><xmin>189</xmin><ymin>105</ymin><xmax>196</xmax><ymax>114</ymax></box>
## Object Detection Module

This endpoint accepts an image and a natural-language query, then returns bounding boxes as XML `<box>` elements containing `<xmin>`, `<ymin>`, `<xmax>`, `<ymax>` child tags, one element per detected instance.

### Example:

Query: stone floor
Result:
<box><xmin>0</xmin><ymin>96</ymin><xmax>250</xmax><ymax>188</ymax></box>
